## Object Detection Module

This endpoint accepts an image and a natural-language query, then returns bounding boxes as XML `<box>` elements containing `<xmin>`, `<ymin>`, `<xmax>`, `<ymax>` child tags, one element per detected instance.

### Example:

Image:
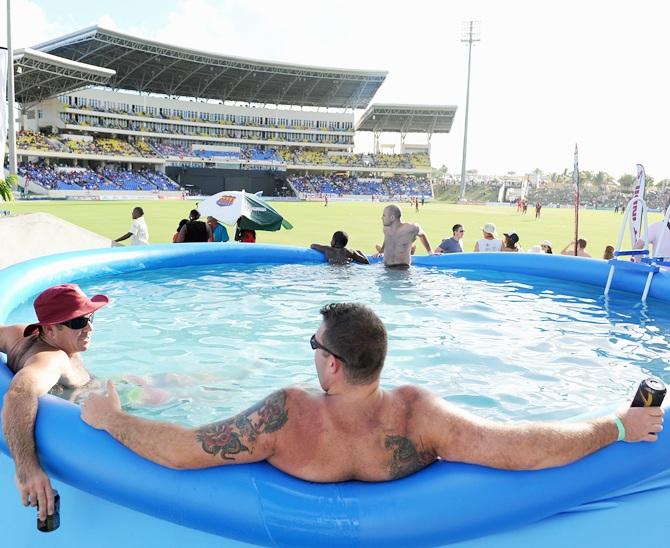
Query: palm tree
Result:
<box><xmin>0</xmin><ymin>174</ymin><xmax>16</xmax><ymax>201</ymax></box>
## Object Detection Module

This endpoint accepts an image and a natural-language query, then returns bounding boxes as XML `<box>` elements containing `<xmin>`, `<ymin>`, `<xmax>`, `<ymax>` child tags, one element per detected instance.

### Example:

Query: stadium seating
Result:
<box><xmin>18</xmin><ymin>163</ymin><xmax>180</xmax><ymax>192</ymax></box>
<box><xmin>16</xmin><ymin>130</ymin><xmax>64</xmax><ymax>152</ymax></box>
<box><xmin>288</xmin><ymin>175</ymin><xmax>432</xmax><ymax>197</ymax></box>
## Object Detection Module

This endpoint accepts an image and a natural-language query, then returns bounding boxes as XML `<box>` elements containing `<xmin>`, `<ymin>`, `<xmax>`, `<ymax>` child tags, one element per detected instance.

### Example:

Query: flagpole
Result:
<box><xmin>573</xmin><ymin>144</ymin><xmax>580</xmax><ymax>257</ymax></box>
<box><xmin>6</xmin><ymin>0</ymin><xmax>17</xmax><ymax>177</ymax></box>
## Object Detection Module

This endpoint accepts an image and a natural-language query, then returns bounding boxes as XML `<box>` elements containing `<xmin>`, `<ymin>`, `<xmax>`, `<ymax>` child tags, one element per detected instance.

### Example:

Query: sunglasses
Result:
<box><xmin>310</xmin><ymin>334</ymin><xmax>347</xmax><ymax>363</ymax></box>
<box><xmin>60</xmin><ymin>314</ymin><xmax>94</xmax><ymax>330</ymax></box>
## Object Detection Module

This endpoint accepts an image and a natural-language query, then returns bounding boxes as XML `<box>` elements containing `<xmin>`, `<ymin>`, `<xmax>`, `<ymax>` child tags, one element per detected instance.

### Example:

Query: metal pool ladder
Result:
<box><xmin>604</xmin><ymin>197</ymin><xmax>656</xmax><ymax>301</ymax></box>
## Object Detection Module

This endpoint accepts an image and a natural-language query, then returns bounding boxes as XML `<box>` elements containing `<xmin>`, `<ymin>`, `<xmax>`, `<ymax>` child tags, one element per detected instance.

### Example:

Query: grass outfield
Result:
<box><xmin>4</xmin><ymin>199</ymin><xmax>664</xmax><ymax>257</ymax></box>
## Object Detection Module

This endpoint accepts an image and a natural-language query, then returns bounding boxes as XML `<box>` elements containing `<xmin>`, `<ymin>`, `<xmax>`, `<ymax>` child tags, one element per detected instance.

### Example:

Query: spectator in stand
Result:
<box><xmin>603</xmin><ymin>245</ymin><xmax>615</xmax><ymax>260</ymax></box>
<box><xmin>540</xmin><ymin>240</ymin><xmax>554</xmax><ymax>254</ymax></box>
<box><xmin>173</xmin><ymin>219</ymin><xmax>188</xmax><ymax>243</ymax></box>
<box><xmin>176</xmin><ymin>210</ymin><xmax>211</xmax><ymax>243</ymax></box>
<box><xmin>207</xmin><ymin>216</ymin><xmax>230</xmax><ymax>243</ymax></box>
<box><xmin>310</xmin><ymin>231</ymin><xmax>370</xmax><ymax>265</ymax></box>
<box><xmin>433</xmin><ymin>224</ymin><xmax>464</xmax><ymax>254</ymax></box>
<box><xmin>114</xmin><ymin>207</ymin><xmax>149</xmax><ymax>245</ymax></box>
<box><xmin>502</xmin><ymin>232</ymin><xmax>521</xmax><ymax>252</ymax></box>
<box><xmin>561</xmin><ymin>239</ymin><xmax>591</xmax><ymax>258</ymax></box>
<box><xmin>474</xmin><ymin>223</ymin><xmax>502</xmax><ymax>252</ymax></box>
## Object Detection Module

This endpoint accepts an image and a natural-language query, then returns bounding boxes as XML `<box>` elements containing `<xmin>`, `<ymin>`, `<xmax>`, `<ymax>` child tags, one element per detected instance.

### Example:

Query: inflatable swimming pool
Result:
<box><xmin>1</xmin><ymin>244</ymin><xmax>670</xmax><ymax>547</ymax></box>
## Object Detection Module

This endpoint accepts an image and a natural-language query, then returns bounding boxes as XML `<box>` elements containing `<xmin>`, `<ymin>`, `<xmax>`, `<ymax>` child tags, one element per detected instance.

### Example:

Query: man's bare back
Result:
<box><xmin>210</xmin><ymin>386</ymin><xmax>437</xmax><ymax>482</ymax></box>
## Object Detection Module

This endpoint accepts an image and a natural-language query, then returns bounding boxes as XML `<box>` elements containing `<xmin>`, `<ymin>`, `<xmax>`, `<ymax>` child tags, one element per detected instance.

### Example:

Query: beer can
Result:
<box><xmin>631</xmin><ymin>377</ymin><xmax>667</xmax><ymax>408</ymax></box>
<box><xmin>37</xmin><ymin>490</ymin><xmax>60</xmax><ymax>533</ymax></box>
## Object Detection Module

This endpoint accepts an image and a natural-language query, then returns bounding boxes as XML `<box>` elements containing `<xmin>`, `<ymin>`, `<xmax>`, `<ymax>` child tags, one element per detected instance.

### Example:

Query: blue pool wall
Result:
<box><xmin>1</xmin><ymin>243</ymin><xmax>669</xmax><ymax>547</ymax></box>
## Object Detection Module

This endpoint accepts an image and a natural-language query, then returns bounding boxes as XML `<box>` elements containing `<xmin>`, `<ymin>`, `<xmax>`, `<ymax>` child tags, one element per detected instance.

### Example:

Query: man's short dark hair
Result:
<box><xmin>578</xmin><ymin>238</ymin><xmax>587</xmax><ymax>248</ymax></box>
<box><xmin>189</xmin><ymin>209</ymin><xmax>201</xmax><ymax>220</ymax></box>
<box><xmin>133</xmin><ymin>207</ymin><xmax>144</xmax><ymax>216</ymax></box>
<box><xmin>452</xmin><ymin>224</ymin><xmax>463</xmax><ymax>234</ymax></box>
<box><xmin>319</xmin><ymin>303</ymin><xmax>387</xmax><ymax>385</ymax></box>
<box><xmin>331</xmin><ymin>231</ymin><xmax>349</xmax><ymax>248</ymax></box>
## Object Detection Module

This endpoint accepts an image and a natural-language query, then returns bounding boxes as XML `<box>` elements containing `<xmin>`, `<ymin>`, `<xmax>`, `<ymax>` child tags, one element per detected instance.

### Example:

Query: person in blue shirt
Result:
<box><xmin>207</xmin><ymin>216</ymin><xmax>229</xmax><ymax>243</ymax></box>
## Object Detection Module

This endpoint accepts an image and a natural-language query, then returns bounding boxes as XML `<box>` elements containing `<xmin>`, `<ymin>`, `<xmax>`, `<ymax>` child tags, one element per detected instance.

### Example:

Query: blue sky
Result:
<box><xmin>3</xmin><ymin>0</ymin><xmax>670</xmax><ymax>180</ymax></box>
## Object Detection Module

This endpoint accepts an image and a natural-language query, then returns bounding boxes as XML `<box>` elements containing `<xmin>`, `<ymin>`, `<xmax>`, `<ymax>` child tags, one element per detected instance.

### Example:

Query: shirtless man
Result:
<box><xmin>310</xmin><ymin>231</ymin><xmax>370</xmax><ymax>265</ymax></box>
<box><xmin>0</xmin><ymin>284</ymin><xmax>108</xmax><ymax>521</ymax></box>
<box><xmin>561</xmin><ymin>238</ymin><xmax>592</xmax><ymax>258</ymax></box>
<box><xmin>373</xmin><ymin>205</ymin><xmax>432</xmax><ymax>267</ymax></box>
<box><xmin>81</xmin><ymin>303</ymin><xmax>662</xmax><ymax>483</ymax></box>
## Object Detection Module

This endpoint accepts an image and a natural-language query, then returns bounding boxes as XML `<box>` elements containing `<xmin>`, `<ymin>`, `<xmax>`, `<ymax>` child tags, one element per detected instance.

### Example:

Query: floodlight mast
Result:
<box><xmin>6</xmin><ymin>0</ymin><xmax>18</xmax><ymax>177</ymax></box>
<box><xmin>459</xmin><ymin>21</ymin><xmax>480</xmax><ymax>201</ymax></box>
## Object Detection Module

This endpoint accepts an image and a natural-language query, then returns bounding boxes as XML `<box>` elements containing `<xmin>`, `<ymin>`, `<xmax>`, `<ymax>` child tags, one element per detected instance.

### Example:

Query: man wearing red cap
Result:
<box><xmin>0</xmin><ymin>284</ymin><xmax>108</xmax><ymax>522</ymax></box>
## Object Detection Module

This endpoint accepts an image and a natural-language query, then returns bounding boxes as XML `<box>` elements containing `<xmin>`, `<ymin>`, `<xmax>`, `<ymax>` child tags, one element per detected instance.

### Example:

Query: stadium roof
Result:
<box><xmin>32</xmin><ymin>26</ymin><xmax>388</xmax><ymax>109</ymax></box>
<box><xmin>355</xmin><ymin>104</ymin><xmax>458</xmax><ymax>134</ymax></box>
<box><xmin>13</xmin><ymin>48</ymin><xmax>115</xmax><ymax>106</ymax></box>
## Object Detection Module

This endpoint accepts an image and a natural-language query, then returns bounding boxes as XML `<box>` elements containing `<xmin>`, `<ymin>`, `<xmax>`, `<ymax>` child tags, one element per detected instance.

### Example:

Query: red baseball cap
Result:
<box><xmin>23</xmin><ymin>284</ymin><xmax>109</xmax><ymax>337</ymax></box>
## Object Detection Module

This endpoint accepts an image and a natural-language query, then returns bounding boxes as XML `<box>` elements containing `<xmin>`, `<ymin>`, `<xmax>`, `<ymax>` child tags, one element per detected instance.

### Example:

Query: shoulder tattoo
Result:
<box><xmin>385</xmin><ymin>435</ymin><xmax>436</xmax><ymax>479</ymax></box>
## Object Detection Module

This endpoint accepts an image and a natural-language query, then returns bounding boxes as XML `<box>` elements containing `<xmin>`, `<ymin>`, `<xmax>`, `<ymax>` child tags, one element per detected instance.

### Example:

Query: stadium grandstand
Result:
<box><xmin>8</xmin><ymin>26</ymin><xmax>453</xmax><ymax>200</ymax></box>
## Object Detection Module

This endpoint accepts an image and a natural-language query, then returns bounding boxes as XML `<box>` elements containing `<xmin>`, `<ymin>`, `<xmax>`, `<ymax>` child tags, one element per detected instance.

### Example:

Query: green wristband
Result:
<box><xmin>614</xmin><ymin>416</ymin><xmax>626</xmax><ymax>442</ymax></box>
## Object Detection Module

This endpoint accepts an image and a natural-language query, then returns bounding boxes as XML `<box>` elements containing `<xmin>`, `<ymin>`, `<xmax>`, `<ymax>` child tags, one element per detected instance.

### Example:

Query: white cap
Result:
<box><xmin>541</xmin><ymin>240</ymin><xmax>552</xmax><ymax>247</ymax></box>
<box><xmin>481</xmin><ymin>223</ymin><xmax>497</xmax><ymax>235</ymax></box>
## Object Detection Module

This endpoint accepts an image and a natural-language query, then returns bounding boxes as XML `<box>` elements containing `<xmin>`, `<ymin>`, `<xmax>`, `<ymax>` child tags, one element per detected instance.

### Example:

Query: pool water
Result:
<box><xmin>7</xmin><ymin>263</ymin><xmax>670</xmax><ymax>426</ymax></box>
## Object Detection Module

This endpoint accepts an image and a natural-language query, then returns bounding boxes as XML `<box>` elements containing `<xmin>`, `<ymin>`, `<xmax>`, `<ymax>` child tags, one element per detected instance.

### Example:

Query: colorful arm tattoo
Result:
<box><xmin>196</xmin><ymin>390</ymin><xmax>288</xmax><ymax>461</ymax></box>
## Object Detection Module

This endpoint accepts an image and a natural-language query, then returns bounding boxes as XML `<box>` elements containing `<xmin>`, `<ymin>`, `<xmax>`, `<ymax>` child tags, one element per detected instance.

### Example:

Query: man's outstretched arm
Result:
<box><xmin>416</xmin><ymin>228</ymin><xmax>432</xmax><ymax>254</ymax></box>
<box><xmin>2</xmin><ymin>358</ymin><xmax>62</xmax><ymax>520</ymax></box>
<box><xmin>416</xmin><ymin>389</ymin><xmax>663</xmax><ymax>470</ymax></box>
<box><xmin>81</xmin><ymin>380</ymin><xmax>288</xmax><ymax>469</ymax></box>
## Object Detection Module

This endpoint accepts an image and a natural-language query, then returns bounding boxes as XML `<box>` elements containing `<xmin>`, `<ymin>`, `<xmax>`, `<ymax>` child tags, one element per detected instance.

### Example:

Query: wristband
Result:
<box><xmin>613</xmin><ymin>416</ymin><xmax>626</xmax><ymax>442</ymax></box>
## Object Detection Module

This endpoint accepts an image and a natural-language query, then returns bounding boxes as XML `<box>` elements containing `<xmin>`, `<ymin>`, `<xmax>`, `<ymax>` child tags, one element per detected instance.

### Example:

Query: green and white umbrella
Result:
<box><xmin>197</xmin><ymin>191</ymin><xmax>293</xmax><ymax>232</ymax></box>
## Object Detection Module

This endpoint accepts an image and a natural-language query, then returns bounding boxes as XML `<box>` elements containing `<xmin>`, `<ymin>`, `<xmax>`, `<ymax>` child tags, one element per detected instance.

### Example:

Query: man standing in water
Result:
<box><xmin>0</xmin><ymin>284</ymin><xmax>108</xmax><ymax>521</ymax></box>
<box><xmin>311</xmin><ymin>231</ymin><xmax>369</xmax><ymax>265</ymax></box>
<box><xmin>82</xmin><ymin>303</ymin><xmax>662</xmax><ymax>483</ymax></box>
<box><xmin>373</xmin><ymin>205</ymin><xmax>432</xmax><ymax>267</ymax></box>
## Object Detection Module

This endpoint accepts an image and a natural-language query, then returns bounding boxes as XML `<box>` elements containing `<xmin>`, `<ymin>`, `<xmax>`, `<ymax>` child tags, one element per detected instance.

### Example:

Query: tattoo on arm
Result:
<box><xmin>196</xmin><ymin>390</ymin><xmax>288</xmax><ymax>461</ymax></box>
<box><xmin>385</xmin><ymin>435</ymin><xmax>436</xmax><ymax>479</ymax></box>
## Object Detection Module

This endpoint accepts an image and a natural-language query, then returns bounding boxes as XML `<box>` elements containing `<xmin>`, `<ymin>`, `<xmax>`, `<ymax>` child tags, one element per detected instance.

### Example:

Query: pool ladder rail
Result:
<box><xmin>604</xmin><ymin>199</ymin><xmax>670</xmax><ymax>302</ymax></box>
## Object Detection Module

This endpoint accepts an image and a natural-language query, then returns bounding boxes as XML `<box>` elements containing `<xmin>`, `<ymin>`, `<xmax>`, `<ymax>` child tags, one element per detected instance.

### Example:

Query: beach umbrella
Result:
<box><xmin>197</xmin><ymin>191</ymin><xmax>293</xmax><ymax>231</ymax></box>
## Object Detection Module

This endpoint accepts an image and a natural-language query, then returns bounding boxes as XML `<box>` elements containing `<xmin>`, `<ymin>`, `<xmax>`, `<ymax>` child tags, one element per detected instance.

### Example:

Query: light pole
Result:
<box><xmin>459</xmin><ymin>20</ymin><xmax>480</xmax><ymax>201</ymax></box>
<box><xmin>6</xmin><ymin>0</ymin><xmax>18</xmax><ymax>177</ymax></box>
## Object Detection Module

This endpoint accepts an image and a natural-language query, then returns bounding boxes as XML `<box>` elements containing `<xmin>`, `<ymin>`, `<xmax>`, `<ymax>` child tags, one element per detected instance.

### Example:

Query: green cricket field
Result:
<box><xmin>3</xmin><ymin>199</ymin><xmax>663</xmax><ymax>257</ymax></box>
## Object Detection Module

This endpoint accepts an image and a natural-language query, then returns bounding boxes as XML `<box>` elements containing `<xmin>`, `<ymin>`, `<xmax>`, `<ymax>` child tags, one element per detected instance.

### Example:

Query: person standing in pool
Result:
<box><xmin>81</xmin><ymin>303</ymin><xmax>662</xmax><ymax>483</ymax></box>
<box><xmin>373</xmin><ymin>205</ymin><xmax>432</xmax><ymax>267</ymax></box>
<box><xmin>0</xmin><ymin>284</ymin><xmax>109</xmax><ymax>522</ymax></box>
<box><xmin>311</xmin><ymin>231</ymin><xmax>370</xmax><ymax>265</ymax></box>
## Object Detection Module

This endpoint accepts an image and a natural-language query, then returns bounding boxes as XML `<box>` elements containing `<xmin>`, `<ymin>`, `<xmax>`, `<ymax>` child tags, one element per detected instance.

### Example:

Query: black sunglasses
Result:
<box><xmin>310</xmin><ymin>334</ymin><xmax>347</xmax><ymax>363</ymax></box>
<box><xmin>60</xmin><ymin>314</ymin><xmax>94</xmax><ymax>330</ymax></box>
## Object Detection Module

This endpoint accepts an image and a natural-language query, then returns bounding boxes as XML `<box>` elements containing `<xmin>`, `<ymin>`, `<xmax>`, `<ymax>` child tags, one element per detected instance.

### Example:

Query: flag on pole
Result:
<box><xmin>0</xmin><ymin>47</ymin><xmax>8</xmax><ymax>167</ymax></box>
<box><xmin>573</xmin><ymin>144</ymin><xmax>580</xmax><ymax>256</ymax></box>
<box><xmin>629</xmin><ymin>163</ymin><xmax>646</xmax><ymax>245</ymax></box>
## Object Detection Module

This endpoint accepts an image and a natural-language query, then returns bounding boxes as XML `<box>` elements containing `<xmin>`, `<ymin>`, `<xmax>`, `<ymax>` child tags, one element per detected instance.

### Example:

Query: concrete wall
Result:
<box><xmin>0</xmin><ymin>213</ymin><xmax>114</xmax><ymax>270</ymax></box>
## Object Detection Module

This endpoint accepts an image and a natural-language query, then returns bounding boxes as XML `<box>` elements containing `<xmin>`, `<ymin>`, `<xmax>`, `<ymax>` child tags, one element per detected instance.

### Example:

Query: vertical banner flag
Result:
<box><xmin>0</xmin><ymin>47</ymin><xmax>8</xmax><ymax>167</ymax></box>
<box><xmin>573</xmin><ymin>144</ymin><xmax>580</xmax><ymax>256</ymax></box>
<box><xmin>629</xmin><ymin>163</ymin><xmax>646</xmax><ymax>245</ymax></box>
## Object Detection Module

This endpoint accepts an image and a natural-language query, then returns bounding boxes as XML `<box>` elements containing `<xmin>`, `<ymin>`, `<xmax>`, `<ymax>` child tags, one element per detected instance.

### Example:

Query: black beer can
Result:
<box><xmin>37</xmin><ymin>490</ymin><xmax>60</xmax><ymax>533</ymax></box>
<box><xmin>631</xmin><ymin>377</ymin><xmax>667</xmax><ymax>407</ymax></box>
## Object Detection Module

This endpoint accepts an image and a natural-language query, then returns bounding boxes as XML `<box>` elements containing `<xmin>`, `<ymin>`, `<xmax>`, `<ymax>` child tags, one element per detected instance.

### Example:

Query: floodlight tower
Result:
<box><xmin>459</xmin><ymin>20</ymin><xmax>480</xmax><ymax>201</ymax></box>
